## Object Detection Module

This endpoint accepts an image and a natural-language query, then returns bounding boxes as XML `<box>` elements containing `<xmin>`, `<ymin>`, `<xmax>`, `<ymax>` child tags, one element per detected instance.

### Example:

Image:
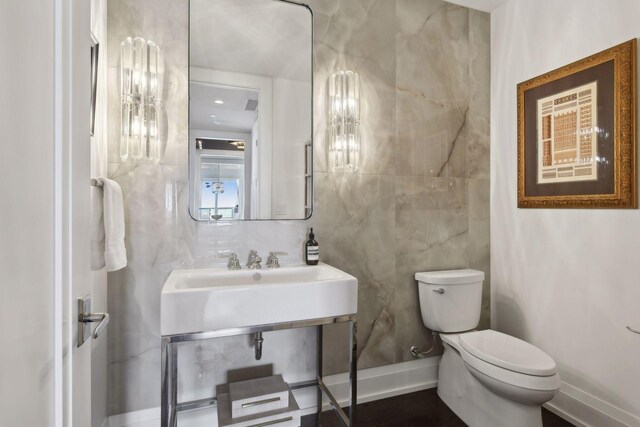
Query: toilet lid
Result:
<box><xmin>459</xmin><ymin>330</ymin><xmax>557</xmax><ymax>376</ymax></box>
<box><xmin>415</xmin><ymin>269</ymin><xmax>484</xmax><ymax>285</ymax></box>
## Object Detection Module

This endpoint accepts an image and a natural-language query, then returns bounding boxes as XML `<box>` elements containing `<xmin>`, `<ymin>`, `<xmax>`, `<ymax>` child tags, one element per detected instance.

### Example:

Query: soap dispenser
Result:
<box><xmin>305</xmin><ymin>228</ymin><xmax>319</xmax><ymax>265</ymax></box>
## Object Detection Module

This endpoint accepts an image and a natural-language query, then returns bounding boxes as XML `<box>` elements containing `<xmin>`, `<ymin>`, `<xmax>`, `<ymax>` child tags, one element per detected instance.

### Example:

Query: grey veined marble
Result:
<box><xmin>106</xmin><ymin>0</ymin><xmax>489</xmax><ymax>415</ymax></box>
<box><xmin>313</xmin><ymin>0</ymin><xmax>490</xmax><ymax>373</ymax></box>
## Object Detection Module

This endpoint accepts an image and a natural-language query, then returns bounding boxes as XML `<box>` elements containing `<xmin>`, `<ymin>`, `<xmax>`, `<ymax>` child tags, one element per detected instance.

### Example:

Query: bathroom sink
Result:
<box><xmin>161</xmin><ymin>262</ymin><xmax>357</xmax><ymax>335</ymax></box>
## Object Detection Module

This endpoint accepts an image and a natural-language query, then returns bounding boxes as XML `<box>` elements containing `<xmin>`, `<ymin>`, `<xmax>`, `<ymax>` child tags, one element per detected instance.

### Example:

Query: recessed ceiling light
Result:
<box><xmin>214</xmin><ymin>99</ymin><xmax>224</xmax><ymax>104</ymax></box>
<box><xmin>209</xmin><ymin>114</ymin><xmax>217</xmax><ymax>118</ymax></box>
<box><xmin>214</xmin><ymin>121</ymin><xmax>221</xmax><ymax>125</ymax></box>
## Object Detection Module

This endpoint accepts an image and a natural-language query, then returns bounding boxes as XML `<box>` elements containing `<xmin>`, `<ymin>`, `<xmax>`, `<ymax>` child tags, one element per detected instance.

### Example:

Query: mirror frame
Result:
<box><xmin>187</xmin><ymin>0</ymin><xmax>314</xmax><ymax>221</ymax></box>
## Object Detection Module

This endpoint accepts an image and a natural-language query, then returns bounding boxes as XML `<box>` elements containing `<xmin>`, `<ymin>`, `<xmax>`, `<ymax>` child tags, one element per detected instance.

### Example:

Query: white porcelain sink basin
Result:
<box><xmin>161</xmin><ymin>262</ymin><xmax>357</xmax><ymax>336</ymax></box>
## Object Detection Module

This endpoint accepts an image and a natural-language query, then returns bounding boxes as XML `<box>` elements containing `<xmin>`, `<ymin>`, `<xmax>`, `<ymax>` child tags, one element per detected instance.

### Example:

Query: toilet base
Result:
<box><xmin>437</xmin><ymin>343</ymin><xmax>543</xmax><ymax>427</ymax></box>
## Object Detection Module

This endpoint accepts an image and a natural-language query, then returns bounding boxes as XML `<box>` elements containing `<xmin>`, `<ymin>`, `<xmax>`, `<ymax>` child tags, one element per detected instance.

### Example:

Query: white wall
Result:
<box><xmin>0</xmin><ymin>1</ymin><xmax>55</xmax><ymax>426</ymax></box>
<box><xmin>271</xmin><ymin>78</ymin><xmax>311</xmax><ymax>219</ymax></box>
<box><xmin>491</xmin><ymin>1</ymin><xmax>640</xmax><ymax>425</ymax></box>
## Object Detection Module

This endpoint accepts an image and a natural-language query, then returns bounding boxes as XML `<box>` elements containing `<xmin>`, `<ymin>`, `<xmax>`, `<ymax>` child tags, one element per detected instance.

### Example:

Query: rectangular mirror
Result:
<box><xmin>189</xmin><ymin>0</ymin><xmax>313</xmax><ymax>220</ymax></box>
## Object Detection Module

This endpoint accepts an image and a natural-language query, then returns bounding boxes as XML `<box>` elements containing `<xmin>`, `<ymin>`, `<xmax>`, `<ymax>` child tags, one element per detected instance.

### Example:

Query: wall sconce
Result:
<box><xmin>328</xmin><ymin>70</ymin><xmax>361</xmax><ymax>172</ymax></box>
<box><xmin>120</xmin><ymin>37</ymin><xmax>163</xmax><ymax>161</ymax></box>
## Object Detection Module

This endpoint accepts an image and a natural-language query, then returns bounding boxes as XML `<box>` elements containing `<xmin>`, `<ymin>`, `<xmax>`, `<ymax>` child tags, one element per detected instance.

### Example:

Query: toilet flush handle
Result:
<box><xmin>432</xmin><ymin>288</ymin><xmax>445</xmax><ymax>294</ymax></box>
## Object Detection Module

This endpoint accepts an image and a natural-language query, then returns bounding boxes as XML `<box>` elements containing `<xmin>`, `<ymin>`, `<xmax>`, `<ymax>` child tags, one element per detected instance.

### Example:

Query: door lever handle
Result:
<box><xmin>627</xmin><ymin>326</ymin><xmax>640</xmax><ymax>335</ymax></box>
<box><xmin>82</xmin><ymin>312</ymin><xmax>110</xmax><ymax>339</ymax></box>
<box><xmin>77</xmin><ymin>296</ymin><xmax>110</xmax><ymax>347</ymax></box>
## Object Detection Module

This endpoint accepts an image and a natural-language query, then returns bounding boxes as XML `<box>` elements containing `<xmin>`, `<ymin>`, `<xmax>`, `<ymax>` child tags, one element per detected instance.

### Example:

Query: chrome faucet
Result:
<box><xmin>266</xmin><ymin>251</ymin><xmax>288</xmax><ymax>268</ymax></box>
<box><xmin>247</xmin><ymin>250</ymin><xmax>262</xmax><ymax>269</ymax></box>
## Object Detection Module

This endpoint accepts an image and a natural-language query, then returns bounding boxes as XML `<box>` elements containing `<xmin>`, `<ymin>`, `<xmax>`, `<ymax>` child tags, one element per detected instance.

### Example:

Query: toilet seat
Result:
<box><xmin>459</xmin><ymin>330</ymin><xmax>557</xmax><ymax>376</ymax></box>
<box><xmin>441</xmin><ymin>331</ymin><xmax>560</xmax><ymax>392</ymax></box>
<box><xmin>461</xmin><ymin>347</ymin><xmax>560</xmax><ymax>391</ymax></box>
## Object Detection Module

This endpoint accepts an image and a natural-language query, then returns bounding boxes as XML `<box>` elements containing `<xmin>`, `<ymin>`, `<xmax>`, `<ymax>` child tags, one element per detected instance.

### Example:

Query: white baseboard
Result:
<box><xmin>544</xmin><ymin>382</ymin><xmax>640</xmax><ymax>427</ymax></box>
<box><xmin>322</xmin><ymin>356</ymin><xmax>440</xmax><ymax>407</ymax></box>
<box><xmin>108</xmin><ymin>407</ymin><xmax>160</xmax><ymax>427</ymax></box>
<box><xmin>106</xmin><ymin>357</ymin><xmax>440</xmax><ymax>427</ymax></box>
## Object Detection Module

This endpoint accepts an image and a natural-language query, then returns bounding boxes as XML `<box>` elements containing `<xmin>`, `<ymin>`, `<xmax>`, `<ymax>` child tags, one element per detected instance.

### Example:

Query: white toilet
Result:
<box><xmin>416</xmin><ymin>269</ymin><xmax>560</xmax><ymax>427</ymax></box>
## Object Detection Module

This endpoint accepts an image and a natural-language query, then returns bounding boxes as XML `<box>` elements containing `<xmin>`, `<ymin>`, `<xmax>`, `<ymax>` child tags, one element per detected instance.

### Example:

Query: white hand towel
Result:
<box><xmin>90</xmin><ymin>185</ymin><xmax>106</xmax><ymax>271</ymax></box>
<box><xmin>96</xmin><ymin>177</ymin><xmax>127</xmax><ymax>272</ymax></box>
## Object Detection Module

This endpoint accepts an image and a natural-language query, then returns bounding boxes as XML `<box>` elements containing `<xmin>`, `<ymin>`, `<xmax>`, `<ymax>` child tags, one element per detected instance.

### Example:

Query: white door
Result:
<box><xmin>0</xmin><ymin>1</ymin><xmax>93</xmax><ymax>426</ymax></box>
<box><xmin>0</xmin><ymin>0</ymin><xmax>91</xmax><ymax>427</ymax></box>
<box><xmin>64</xmin><ymin>0</ymin><xmax>94</xmax><ymax>426</ymax></box>
<box><xmin>0</xmin><ymin>1</ymin><xmax>60</xmax><ymax>426</ymax></box>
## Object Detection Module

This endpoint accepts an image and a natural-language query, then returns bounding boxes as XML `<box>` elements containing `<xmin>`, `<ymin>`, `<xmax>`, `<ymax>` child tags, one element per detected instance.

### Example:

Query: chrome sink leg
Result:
<box><xmin>349</xmin><ymin>321</ymin><xmax>358</xmax><ymax>426</ymax></box>
<box><xmin>316</xmin><ymin>324</ymin><xmax>323</xmax><ymax>426</ymax></box>
<box><xmin>161</xmin><ymin>337</ymin><xmax>178</xmax><ymax>427</ymax></box>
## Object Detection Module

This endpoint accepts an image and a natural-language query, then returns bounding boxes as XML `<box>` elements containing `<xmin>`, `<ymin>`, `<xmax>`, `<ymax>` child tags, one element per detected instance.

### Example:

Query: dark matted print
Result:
<box><xmin>517</xmin><ymin>39</ymin><xmax>637</xmax><ymax>208</ymax></box>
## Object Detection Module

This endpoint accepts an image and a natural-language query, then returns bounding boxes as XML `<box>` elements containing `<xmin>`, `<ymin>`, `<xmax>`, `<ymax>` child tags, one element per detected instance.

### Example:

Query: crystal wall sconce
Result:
<box><xmin>120</xmin><ymin>37</ymin><xmax>163</xmax><ymax>161</ymax></box>
<box><xmin>328</xmin><ymin>70</ymin><xmax>361</xmax><ymax>172</ymax></box>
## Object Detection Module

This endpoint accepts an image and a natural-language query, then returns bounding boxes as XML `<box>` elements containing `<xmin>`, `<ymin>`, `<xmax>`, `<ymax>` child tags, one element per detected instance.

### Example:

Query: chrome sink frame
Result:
<box><xmin>161</xmin><ymin>314</ymin><xmax>358</xmax><ymax>426</ymax></box>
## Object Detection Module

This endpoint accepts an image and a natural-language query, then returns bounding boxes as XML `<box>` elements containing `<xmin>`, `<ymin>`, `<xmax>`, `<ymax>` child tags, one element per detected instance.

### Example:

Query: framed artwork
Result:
<box><xmin>517</xmin><ymin>39</ymin><xmax>637</xmax><ymax>208</ymax></box>
<box><xmin>90</xmin><ymin>34</ymin><xmax>99</xmax><ymax>137</ymax></box>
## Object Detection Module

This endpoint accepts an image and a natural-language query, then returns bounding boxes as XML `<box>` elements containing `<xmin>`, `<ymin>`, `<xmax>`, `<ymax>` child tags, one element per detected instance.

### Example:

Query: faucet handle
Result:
<box><xmin>218</xmin><ymin>251</ymin><xmax>241</xmax><ymax>270</ymax></box>
<box><xmin>227</xmin><ymin>253</ymin><xmax>241</xmax><ymax>270</ymax></box>
<box><xmin>266</xmin><ymin>251</ymin><xmax>288</xmax><ymax>268</ymax></box>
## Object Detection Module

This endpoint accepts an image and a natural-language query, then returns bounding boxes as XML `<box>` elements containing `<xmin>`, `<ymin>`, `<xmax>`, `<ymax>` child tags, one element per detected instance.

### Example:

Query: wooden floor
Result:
<box><xmin>302</xmin><ymin>388</ymin><xmax>574</xmax><ymax>427</ymax></box>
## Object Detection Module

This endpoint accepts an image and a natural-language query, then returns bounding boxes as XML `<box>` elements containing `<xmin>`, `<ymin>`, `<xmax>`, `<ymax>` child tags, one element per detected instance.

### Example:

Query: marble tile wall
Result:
<box><xmin>313</xmin><ymin>0</ymin><xmax>490</xmax><ymax>373</ymax></box>
<box><xmin>106</xmin><ymin>0</ymin><xmax>489</xmax><ymax>415</ymax></box>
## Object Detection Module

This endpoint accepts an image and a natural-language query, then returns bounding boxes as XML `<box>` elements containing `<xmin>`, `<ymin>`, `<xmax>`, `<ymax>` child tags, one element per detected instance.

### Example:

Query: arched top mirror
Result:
<box><xmin>189</xmin><ymin>0</ymin><xmax>313</xmax><ymax>221</ymax></box>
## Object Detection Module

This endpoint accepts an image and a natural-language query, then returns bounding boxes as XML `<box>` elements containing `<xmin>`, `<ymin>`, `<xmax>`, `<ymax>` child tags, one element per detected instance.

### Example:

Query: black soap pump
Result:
<box><xmin>305</xmin><ymin>228</ymin><xmax>319</xmax><ymax>265</ymax></box>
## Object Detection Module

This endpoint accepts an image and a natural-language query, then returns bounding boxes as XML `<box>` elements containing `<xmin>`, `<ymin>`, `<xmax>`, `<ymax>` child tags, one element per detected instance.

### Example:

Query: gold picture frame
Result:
<box><xmin>517</xmin><ymin>39</ymin><xmax>637</xmax><ymax>208</ymax></box>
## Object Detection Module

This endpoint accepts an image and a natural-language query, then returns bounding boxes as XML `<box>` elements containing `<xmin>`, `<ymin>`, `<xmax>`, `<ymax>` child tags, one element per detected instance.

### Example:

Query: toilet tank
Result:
<box><xmin>416</xmin><ymin>269</ymin><xmax>484</xmax><ymax>333</ymax></box>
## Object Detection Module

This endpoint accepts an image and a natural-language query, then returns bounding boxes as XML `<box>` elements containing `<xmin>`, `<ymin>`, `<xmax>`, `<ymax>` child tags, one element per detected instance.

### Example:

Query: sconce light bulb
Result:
<box><xmin>328</xmin><ymin>70</ymin><xmax>361</xmax><ymax>173</ymax></box>
<box><xmin>120</xmin><ymin>36</ymin><xmax>163</xmax><ymax>162</ymax></box>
